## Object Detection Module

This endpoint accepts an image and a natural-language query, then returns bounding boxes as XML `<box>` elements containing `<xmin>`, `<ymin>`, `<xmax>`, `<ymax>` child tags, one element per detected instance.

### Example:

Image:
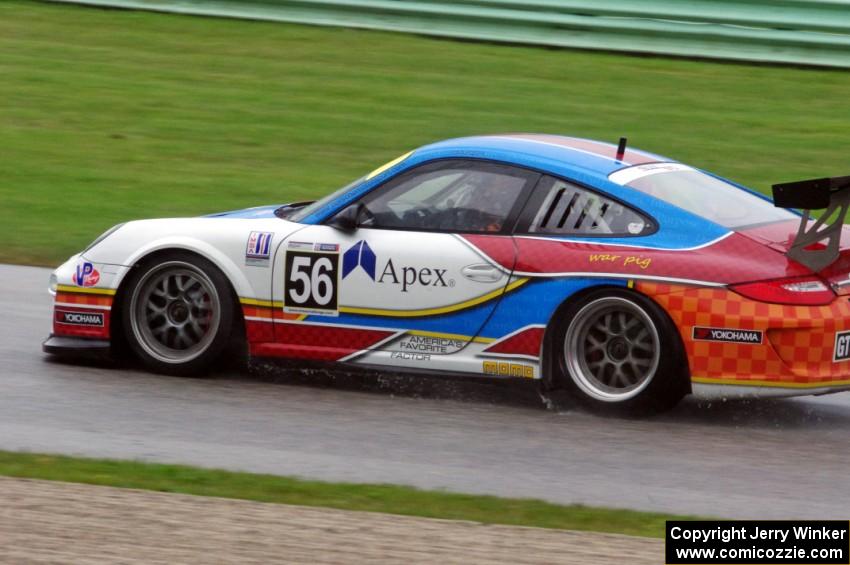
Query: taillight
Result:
<box><xmin>730</xmin><ymin>276</ymin><xmax>835</xmax><ymax>306</ymax></box>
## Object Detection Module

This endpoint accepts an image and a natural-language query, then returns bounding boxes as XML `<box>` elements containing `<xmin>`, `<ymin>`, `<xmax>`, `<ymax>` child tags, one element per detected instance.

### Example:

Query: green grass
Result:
<box><xmin>1</xmin><ymin>1</ymin><xmax>849</xmax><ymax>265</ymax></box>
<box><xmin>0</xmin><ymin>450</ymin><xmax>696</xmax><ymax>537</ymax></box>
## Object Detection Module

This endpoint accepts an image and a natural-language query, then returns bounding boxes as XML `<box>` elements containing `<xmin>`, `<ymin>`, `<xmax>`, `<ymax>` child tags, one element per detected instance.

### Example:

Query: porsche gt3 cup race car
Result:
<box><xmin>44</xmin><ymin>134</ymin><xmax>850</xmax><ymax>413</ymax></box>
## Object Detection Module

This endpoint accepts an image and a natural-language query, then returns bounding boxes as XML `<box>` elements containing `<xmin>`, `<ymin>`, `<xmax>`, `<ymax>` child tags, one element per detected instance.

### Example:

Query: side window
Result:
<box><xmin>358</xmin><ymin>160</ymin><xmax>535</xmax><ymax>233</ymax></box>
<box><xmin>528</xmin><ymin>177</ymin><xmax>651</xmax><ymax>236</ymax></box>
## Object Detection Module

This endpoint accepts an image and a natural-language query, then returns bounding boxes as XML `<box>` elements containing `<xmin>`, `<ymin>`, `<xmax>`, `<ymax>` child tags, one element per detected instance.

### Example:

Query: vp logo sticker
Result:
<box><xmin>72</xmin><ymin>262</ymin><xmax>100</xmax><ymax>287</ymax></box>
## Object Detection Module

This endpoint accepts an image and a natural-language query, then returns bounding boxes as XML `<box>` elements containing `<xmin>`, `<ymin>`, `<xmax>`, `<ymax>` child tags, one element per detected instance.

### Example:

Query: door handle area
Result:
<box><xmin>461</xmin><ymin>264</ymin><xmax>504</xmax><ymax>283</ymax></box>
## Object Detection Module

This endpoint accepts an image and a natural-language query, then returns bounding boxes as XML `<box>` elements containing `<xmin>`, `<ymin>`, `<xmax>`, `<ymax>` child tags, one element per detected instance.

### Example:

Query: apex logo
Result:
<box><xmin>378</xmin><ymin>260</ymin><xmax>450</xmax><ymax>292</ymax></box>
<box><xmin>342</xmin><ymin>240</ymin><xmax>377</xmax><ymax>280</ymax></box>
<box><xmin>341</xmin><ymin>240</ymin><xmax>452</xmax><ymax>292</ymax></box>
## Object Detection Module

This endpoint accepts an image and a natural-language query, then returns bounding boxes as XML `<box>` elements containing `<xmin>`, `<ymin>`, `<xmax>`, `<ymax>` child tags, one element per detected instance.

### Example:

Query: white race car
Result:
<box><xmin>45</xmin><ymin>135</ymin><xmax>850</xmax><ymax>414</ymax></box>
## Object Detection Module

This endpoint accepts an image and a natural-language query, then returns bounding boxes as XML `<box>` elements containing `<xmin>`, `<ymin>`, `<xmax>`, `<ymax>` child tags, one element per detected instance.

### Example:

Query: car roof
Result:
<box><xmin>414</xmin><ymin>134</ymin><xmax>671</xmax><ymax>180</ymax></box>
<box><xmin>293</xmin><ymin>133</ymin><xmax>731</xmax><ymax>250</ymax></box>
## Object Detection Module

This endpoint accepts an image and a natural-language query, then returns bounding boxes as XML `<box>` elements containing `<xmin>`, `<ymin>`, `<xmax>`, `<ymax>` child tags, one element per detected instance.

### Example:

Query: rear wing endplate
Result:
<box><xmin>772</xmin><ymin>176</ymin><xmax>850</xmax><ymax>272</ymax></box>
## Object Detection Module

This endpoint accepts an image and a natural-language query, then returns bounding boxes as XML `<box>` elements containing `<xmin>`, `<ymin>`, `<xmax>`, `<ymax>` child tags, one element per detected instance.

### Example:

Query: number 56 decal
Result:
<box><xmin>283</xmin><ymin>245</ymin><xmax>340</xmax><ymax>316</ymax></box>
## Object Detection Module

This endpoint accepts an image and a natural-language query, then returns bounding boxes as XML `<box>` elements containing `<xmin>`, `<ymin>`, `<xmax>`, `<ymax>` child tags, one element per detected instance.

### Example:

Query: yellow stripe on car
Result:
<box><xmin>407</xmin><ymin>329</ymin><xmax>495</xmax><ymax>344</ymax></box>
<box><xmin>366</xmin><ymin>151</ymin><xmax>413</xmax><ymax>180</ymax></box>
<box><xmin>339</xmin><ymin>278</ymin><xmax>528</xmax><ymax>318</ymax></box>
<box><xmin>240</xmin><ymin>278</ymin><xmax>528</xmax><ymax>319</ymax></box>
<box><xmin>239</xmin><ymin>297</ymin><xmax>279</xmax><ymax>308</ymax></box>
<box><xmin>56</xmin><ymin>284</ymin><xmax>117</xmax><ymax>296</ymax></box>
<box><xmin>692</xmin><ymin>376</ymin><xmax>850</xmax><ymax>389</ymax></box>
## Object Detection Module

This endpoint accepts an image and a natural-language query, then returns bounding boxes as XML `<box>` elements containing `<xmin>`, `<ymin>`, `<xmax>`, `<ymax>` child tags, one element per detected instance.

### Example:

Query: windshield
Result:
<box><xmin>287</xmin><ymin>151</ymin><xmax>413</xmax><ymax>223</ymax></box>
<box><xmin>286</xmin><ymin>176</ymin><xmax>366</xmax><ymax>223</ymax></box>
<box><xmin>609</xmin><ymin>163</ymin><xmax>796</xmax><ymax>229</ymax></box>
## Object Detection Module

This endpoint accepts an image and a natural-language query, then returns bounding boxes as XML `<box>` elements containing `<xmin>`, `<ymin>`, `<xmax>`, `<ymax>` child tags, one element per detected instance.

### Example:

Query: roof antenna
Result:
<box><xmin>616</xmin><ymin>137</ymin><xmax>627</xmax><ymax>161</ymax></box>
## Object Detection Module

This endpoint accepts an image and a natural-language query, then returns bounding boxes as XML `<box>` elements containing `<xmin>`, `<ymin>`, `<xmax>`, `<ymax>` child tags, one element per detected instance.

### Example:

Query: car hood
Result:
<box><xmin>204</xmin><ymin>205</ymin><xmax>284</xmax><ymax>219</ymax></box>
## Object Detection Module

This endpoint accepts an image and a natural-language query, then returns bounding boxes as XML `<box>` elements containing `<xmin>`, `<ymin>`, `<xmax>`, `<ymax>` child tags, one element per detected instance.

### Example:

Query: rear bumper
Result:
<box><xmin>691</xmin><ymin>381</ymin><xmax>850</xmax><ymax>400</ymax></box>
<box><xmin>637</xmin><ymin>282</ymin><xmax>850</xmax><ymax>395</ymax></box>
<box><xmin>43</xmin><ymin>335</ymin><xmax>111</xmax><ymax>357</ymax></box>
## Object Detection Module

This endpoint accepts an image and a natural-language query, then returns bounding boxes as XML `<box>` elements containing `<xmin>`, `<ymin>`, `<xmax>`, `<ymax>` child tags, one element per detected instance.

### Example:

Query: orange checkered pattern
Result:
<box><xmin>637</xmin><ymin>282</ymin><xmax>850</xmax><ymax>386</ymax></box>
<box><xmin>55</xmin><ymin>291</ymin><xmax>113</xmax><ymax>308</ymax></box>
<box><xmin>53</xmin><ymin>290</ymin><xmax>113</xmax><ymax>339</ymax></box>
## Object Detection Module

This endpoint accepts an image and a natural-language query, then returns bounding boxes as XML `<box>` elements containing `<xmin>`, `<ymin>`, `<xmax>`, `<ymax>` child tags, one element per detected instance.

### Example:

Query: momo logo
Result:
<box><xmin>72</xmin><ymin>262</ymin><xmax>100</xmax><ymax>287</ymax></box>
<box><xmin>342</xmin><ymin>240</ymin><xmax>376</xmax><ymax>280</ymax></box>
<box><xmin>483</xmin><ymin>361</ymin><xmax>534</xmax><ymax>379</ymax></box>
<box><xmin>692</xmin><ymin>326</ymin><xmax>763</xmax><ymax>345</ymax></box>
<box><xmin>56</xmin><ymin>310</ymin><xmax>104</xmax><ymax>327</ymax></box>
<box><xmin>342</xmin><ymin>240</ymin><xmax>452</xmax><ymax>292</ymax></box>
<box><xmin>834</xmin><ymin>331</ymin><xmax>850</xmax><ymax>362</ymax></box>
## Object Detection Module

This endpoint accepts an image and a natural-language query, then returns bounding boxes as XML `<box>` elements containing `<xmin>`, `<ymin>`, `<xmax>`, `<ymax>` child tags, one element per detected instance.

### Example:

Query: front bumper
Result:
<box><xmin>43</xmin><ymin>335</ymin><xmax>111</xmax><ymax>357</ymax></box>
<box><xmin>49</xmin><ymin>255</ymin><xmax>121</xmax><ymax>342</ymax></box>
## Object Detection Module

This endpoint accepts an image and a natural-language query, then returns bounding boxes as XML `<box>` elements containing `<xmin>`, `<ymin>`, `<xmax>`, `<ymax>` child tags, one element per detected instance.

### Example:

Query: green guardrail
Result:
<box><xmin>42</xmin><ymin>0</ymin><xmax>850</xmax><ymax>68</ymax></box>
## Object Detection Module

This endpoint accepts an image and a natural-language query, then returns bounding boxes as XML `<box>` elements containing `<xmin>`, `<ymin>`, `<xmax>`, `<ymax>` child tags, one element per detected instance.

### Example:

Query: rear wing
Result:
<box><xmin>772</xmin><ymin>176</ymin><xmax>850</xmax><ymax>272</ymax></box>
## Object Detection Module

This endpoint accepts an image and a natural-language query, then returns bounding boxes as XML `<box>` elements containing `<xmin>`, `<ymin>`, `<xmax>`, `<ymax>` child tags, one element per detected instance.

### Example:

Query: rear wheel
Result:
<box><xmin>556</xmin><ymin>289</ymin><xmax>687</xmax><ymax>415</ymax></box>
<box><xmin>122</xmin><ymin>253</ymin><xmax>234</xmax><ymax>376</ymax></box>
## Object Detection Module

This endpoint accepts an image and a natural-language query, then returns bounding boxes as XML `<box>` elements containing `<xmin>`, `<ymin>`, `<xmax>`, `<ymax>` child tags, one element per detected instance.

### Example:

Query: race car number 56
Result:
<box><xmin>284</xmin><ymin>250</ymin><xmax>339</xmax><ymax>315</ymax></box>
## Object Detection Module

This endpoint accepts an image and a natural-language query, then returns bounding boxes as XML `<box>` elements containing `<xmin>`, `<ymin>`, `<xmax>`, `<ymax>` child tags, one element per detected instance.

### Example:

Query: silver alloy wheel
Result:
<box><xmin>564</xmin><ymin>296</ymin><xmax>660</xmax><ymax>402</ymax></box>
<box><xmin>129</xmin><ymin>261</ymin><xmax>221</xmax><ymax>364</ymax></box>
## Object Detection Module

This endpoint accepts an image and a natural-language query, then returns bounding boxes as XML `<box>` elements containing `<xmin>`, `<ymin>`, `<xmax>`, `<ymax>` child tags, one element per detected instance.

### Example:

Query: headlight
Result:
<box><xmin>84</xmin><ymin>223</ymin><xmax>125</xmax><ymax>253</ymax></box>
<box><xmin>48</xmin><ymin>274</ymin><xmax>58</xmax><ymax>296</ymax></box>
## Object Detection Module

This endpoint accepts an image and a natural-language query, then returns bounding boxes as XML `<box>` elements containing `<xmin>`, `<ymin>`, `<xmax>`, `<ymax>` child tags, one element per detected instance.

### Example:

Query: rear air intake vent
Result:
<box><xmin>542</xmin><ymin>187</ymin><xmax>598</xmax><ymax>231</ymax></box>
<box><xmin>539</xmin><ymin>187</ymin><xmax>564</xmax><ymax>228</ymax></box>
<box><xmin>528</xmin><ymin>177</ymin><xmax>652</xmax><ymax>237</ymax></box>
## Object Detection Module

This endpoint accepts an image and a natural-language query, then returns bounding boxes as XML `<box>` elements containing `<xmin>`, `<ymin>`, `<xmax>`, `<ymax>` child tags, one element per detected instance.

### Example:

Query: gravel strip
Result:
<box><xmin>0</xmin><ymin>477</ymin><xmax>662</xmax><ymax>564</ymax></box>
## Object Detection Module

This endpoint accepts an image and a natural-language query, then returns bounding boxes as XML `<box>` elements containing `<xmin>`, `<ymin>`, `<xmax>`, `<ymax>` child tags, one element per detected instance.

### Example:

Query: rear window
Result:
<box><xmin>528</xmin><ymin>176</ymin><xmax>652</xmax><ymax>236</ymax></box>
<box><xmin>609</xmin><ymin>163</ymin><xmax>796</xmax><ymax>229</ymax></box>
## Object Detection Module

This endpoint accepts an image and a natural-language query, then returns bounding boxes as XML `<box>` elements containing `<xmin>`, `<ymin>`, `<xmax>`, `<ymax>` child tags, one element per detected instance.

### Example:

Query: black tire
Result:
<box><xmin>553</xmin><ymin>288</ymin><xmax>688</xmax><ymax>415</ymax></box>
<box><xmin>121</xmin><ymin>251</ymin><xmax>235</xmax><ymax>376</ymax></box>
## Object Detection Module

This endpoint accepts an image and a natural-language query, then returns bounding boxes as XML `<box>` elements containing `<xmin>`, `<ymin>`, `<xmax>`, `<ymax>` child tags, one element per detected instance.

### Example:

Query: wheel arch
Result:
<box><xmin>540</xmin><ymin>282</ymin><xmax>691</xmax><ymax>394</ymax></box>
<box><xmin>109</xmin><ymin>245</ymin><xmax>248</xmax><ymax>357</ymax></box>
<box><xmin>540</xmin><ymin>284</ymin><xmax>619</xmax><ymax>391</ymax></box>
<box><xmin>113</xmin><ymin>238</ymin><xmax>255</xmax><ymax>298</ymax></box>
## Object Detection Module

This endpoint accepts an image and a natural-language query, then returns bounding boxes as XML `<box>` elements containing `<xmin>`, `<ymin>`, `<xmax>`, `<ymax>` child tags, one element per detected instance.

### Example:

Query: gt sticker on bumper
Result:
<box><xmin>834</xmin><ymin>331</ymin><xmax>850</xmax><ymax>362</ymax></box>
<box><xmin>692</xmin><ymin>326</ymin><xmax>763</xmax><ymax>345</ymax></box>
<box><xmin>55</xmin><ymin>310</ymin><xmax>105</xmax><ymax>327</ymax></box>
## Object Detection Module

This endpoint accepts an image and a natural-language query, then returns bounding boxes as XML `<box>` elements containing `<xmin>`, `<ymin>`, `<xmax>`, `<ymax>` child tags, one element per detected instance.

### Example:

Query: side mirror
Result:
<box><xmin>329</xmin><ymin>204</ymin><xmax>361</xmax><ymax>232</ymax></box>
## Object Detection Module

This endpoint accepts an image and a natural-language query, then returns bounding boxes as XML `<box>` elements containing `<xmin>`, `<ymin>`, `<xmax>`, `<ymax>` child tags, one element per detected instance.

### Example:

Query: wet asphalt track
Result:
<box><xmin>2</xmin><ymin>264</ymin><xmax>850</xmax><ymax>519</ymax></box>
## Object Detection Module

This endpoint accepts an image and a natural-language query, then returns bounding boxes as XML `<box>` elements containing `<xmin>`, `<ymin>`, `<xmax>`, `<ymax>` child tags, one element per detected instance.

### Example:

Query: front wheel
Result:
<box><xmin>556</xmin><ymin>289</ymin><xmax>688</xmax><ymax>415</ymax></box>
<box><xmin>122</xmin><ymin>253</ymin><xmax>235</xmax><ymax>376</ymax></box>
